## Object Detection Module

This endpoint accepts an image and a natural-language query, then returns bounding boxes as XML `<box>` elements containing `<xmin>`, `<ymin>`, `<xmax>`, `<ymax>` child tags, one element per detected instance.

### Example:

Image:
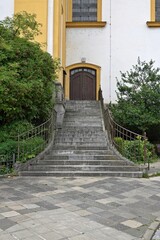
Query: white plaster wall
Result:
<box><xmin>66</xmin><ymin>0</ymin><xmax>160</xmax><ymax>103</ymax></box>
<box><xmin>0</xmin><ymin>0</ymin><xmax>14</xmax><ymax>20</ymax></box>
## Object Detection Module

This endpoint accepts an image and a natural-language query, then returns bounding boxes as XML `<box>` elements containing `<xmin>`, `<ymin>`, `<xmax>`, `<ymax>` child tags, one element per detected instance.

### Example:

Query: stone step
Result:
<box><xmin>56</xmin><ymin>132</ymin><xmax>105</xmax><ymax>137</ymax></box>
<box><xmin>58</xmin><ymin>127</ymin><xmax>104</xmax><ymax>131</ymax></box>
<box><xmin>63</xmin><ymin>122</ymin><xmax>102</xmax><ymax>125</ymax></box>
<box><xmin>56</xmin><ymin>131</ymin><xmax>105</xmax><ymax>135</ymax></box>
<box><xmin>38</xmin><ymin>160</ymin><xmax>128</xmax><ymax>165</ymax></box>
<box><xmin>20</xmin><ymin>100</ymin><xmax>143</xmax><ymax>178</ymax></box>
<box><xmin>54</xmin><ymin>136</ymin><xmax>106</xmax><ymax>141</ymax></box>
<box><xmin>64</xmin><ymin>114</ymin><xmax>101</xmax><ymax>117</ymax></box>
<box><xmin>64</xmin><ymin>112</ymin><xmax>101</xmax><ymax>116</ymax></box>
<box><xmin>54</xmin><ymin>137</ymin><xmax>106</xmax><ymax>141</ymax></box>
<box><xmin>28</xmin><ymin>165</ymin><xmax>141</xmax><ymax>172</ymax></box>
<box><xmin>62</xmin><ymin>123</ymin><xmax>103</xmax><ymax>127</ymax></box>
<box><xmin>43</xmin><ymin>154</ymin><xmax>119</xmax><ymax>160</ymax></box>
<box><xmin>52</xmin><ymin>145</ymin><xmax>108</xmax><ymax>150</ymax></box>
<box><xmin>50</xmin><ymin>149</ymin><xmax>113</xmax><ymax>155</ymax></box>
<box><xmin>65</xmin><ymin>100</ymin><xmax>99</xmax><ymax>105</ymax></box>
<box><xmin>19</xmin><ymin>171</ymin><xmax>143</xmax><ymax>177</ymax></box>
<box><xmin>54</xmin><ymin>139</ymin><xmax>107</xmax><ymax>144</ymax></box>
<box><xmin>54</xmin><ymin>141</ymin><xmax>106</xmax><ymax>145</ymax></box>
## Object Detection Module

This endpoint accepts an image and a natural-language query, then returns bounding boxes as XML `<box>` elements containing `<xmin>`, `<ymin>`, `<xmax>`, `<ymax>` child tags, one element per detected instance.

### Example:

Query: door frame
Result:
<box><xmin>65</xmin><ymin>63</ymin><xmax>101</xmax><ymax>100</ymax></box>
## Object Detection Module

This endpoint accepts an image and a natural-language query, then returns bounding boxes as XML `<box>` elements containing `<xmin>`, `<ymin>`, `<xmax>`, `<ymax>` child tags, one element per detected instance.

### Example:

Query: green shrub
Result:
<box><xmin>0</xmin><ymin>13</ymin><xmax>60</xmax><ymax>125</ymax></box>
<box><xmin>0</xmin><ymin>120</ymin><xmax>44</xmax><ymax>163</ymax></box>
<box><xmin>0</xmin><ymin>120</ymin><xmax>33</xmax><ymax>143</ymax></box>
<box><xmin>0</xmin><ymin>165</ymin><xmax>13</xmax><ymax>175</ymax></box>
<box><xmin>0</xmin><ymin>140</ymin><xmax>17</xmax><ymax>156</ymax></box>
<box><xmin>18</xmin><ymin>136</ymin><xmax>45</xmax><ymax>162</ymax></box>
<box><xmin>114</xmin><ymin>137</ymin><xmax>156</xmax><ymax>163</ymax></box>
<box><xmin>111</xmin><ymin>59</ymin><xmax>160</xmax><ymax>142</ymax></box>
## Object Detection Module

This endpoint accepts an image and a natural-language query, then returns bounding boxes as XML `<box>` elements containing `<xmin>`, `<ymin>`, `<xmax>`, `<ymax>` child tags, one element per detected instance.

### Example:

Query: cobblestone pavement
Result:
<box><xmin>0</xmin><ymin>176</ymin><xmax>160</xmax><ymax>240</ymax></box>
<box><xmin>152</xmin><ymin>225</ymin><xmax>160</xmax><ymax>240</ymax></box>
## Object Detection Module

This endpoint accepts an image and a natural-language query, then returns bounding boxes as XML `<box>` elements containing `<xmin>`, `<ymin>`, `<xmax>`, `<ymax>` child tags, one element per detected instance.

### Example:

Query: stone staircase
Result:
<box><xmin>20</xmin><ymin>101</ymin><xmax>143</xmax><ymax>177</ymax></box>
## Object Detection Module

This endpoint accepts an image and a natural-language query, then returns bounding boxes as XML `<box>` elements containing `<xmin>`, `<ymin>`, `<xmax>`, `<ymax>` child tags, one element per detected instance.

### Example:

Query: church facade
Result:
<box><xmin>1</xmin><ymin>0</ymin><xmax>160</xmax><ymax>103</ymax></box>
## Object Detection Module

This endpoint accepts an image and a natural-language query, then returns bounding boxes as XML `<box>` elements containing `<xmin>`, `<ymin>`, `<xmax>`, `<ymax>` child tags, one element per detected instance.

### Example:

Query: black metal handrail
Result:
<box><xmin>99</xmin><ymin>88</ymin><xmax>150</xmax><ymax>168</ymax></box>
<box><xmin>0</xmin><ymin>83</ymin><xmax>65</xmax><ymax>174</ymax></box>
<box><xmin>16</xmin><ymin>111</ymin><xmax>56</xmax><ymax>162</ymax></box>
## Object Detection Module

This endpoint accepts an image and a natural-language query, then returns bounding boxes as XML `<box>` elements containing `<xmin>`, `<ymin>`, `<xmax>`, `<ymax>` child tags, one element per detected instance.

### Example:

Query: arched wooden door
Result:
<box><xmin>70</xmin><ymin>68</ymin><xmax>96</xmax><ymax>100</ymax></box>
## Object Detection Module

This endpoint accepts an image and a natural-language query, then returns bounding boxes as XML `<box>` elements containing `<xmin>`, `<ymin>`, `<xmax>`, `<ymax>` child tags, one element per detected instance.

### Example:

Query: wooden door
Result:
<box><xmin>70</xmin><ymin>68</ymin><xmax>96</xmax><ymax>100</ymax></box>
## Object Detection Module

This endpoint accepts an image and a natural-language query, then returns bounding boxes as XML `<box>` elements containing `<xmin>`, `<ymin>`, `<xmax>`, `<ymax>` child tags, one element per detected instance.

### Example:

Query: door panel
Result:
<box><xmin>70</xmin><ymin>68</ymin><xmax>96</xmax><ymax>100</ymax></box>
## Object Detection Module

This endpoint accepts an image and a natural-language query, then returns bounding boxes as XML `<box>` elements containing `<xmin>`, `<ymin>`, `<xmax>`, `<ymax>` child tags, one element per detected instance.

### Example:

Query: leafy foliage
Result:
<box><xmin>0</xmin><ymin>120</ymin><xmax>45</xmax><ymax>163</ymax></box>
<box><xmin>114</xmin><ymin>137</ymin><xmax>156</xmax><ymax>163</ymax></box>
<box><xmin>18</xmin><ymin>137</ymin><xmax>45</xmax><ymax>163</ymax></box>
<box><xmin>111</xmin><ymin>58</ymin><xmax>160</xmax><ymax>140</ymax></box>
<box><xmin>0</xmin><ymin>12</ymin><xmax>60</xmax><ymax>125</ymax></box>
<box><xmin>0</xmin><ymin>11</ymin><xmax>42</xmax><ymax>40</ymax></box>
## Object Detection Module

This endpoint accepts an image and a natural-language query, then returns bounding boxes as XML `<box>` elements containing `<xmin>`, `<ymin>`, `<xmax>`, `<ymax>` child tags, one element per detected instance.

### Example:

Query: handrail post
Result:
<box><xmin>143</xmin><ymin>132</ymin><xmax>150</xmax><ymax>170</ymax></box>
<box><xmin>17</xmin><ymin>133</ymin><xmax>20</xmax><ymax>161</ymax></box>
<box><xmin>143</xmin><ymin>132</ymin><xmax>147</xmax><ymax>167</ymax></box>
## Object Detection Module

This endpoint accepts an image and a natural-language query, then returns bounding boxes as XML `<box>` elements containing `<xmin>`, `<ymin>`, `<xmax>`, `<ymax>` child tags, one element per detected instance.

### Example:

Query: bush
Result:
<box><xmin>0</xmin><ymin>12</ymin><xmax>60</xmax><ymax>125</ymax></box>
<box><xmin>111</xmin><ymin>58</ymin><xmax>160</xmax><ymax>142</ymax></box>
<box><xmin>0</xmin><ymin>120</ymin><xmax>33</xmax><ymax>143</ymax></box>
<box><xmin>18</xmin><ymin>136</ymin><xmax>45</xmax><ymax>162</ymax></box>
<box><xmin>0</xmin><ymin>140</ymin><xmax>17</xmax><ymax>157</ymax></box>
<box><xmin>114</xmin><ymin>137</ymin><xmax>156</xmax><ymax>163</ymax></box>
<box><xmin>0</xmin><ymin>120</ymin><xmax>44</xmax><ymax>163</ymax></box>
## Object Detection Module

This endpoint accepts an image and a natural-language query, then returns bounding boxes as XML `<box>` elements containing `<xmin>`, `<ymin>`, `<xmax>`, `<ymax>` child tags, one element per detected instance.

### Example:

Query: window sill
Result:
<box><xmin>66</xmin><ymin>21</ymin><xmax>107</xmax><ymax>28</ymax></box>
<box><xmin>146</xmin><ymin>21</ymin><xmax>160</xmax><ymax>27</ymax></box>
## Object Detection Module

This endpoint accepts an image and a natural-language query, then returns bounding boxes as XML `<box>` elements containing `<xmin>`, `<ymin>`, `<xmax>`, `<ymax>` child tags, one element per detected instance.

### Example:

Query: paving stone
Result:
<box><xmin>9</xmin><ymin>205</ymin><xmax>26</xmax><ymax>210</ymax></box>
<box><xmin>6</xmin><ymin>224</ymin><xmax>25</xmax><ymax>233</ymax></box>
<box><xmin>96</xmin><ymin>198</ymin><xmax>112</xmax><ymax>204</ymax></box>
<box><xmin>153</xmin><ymin>229</ymin><xmax>160</xmax><ymax>240</ymax></box>
<box><xmin>0</xmin><ymin>176</ymin><xmax>160</xmax><ymax>240</ymax></box>
<box><xmin>0</xmin><ymin>218</ymin><xmax>16</xmax><ymax>231</ymax></box>
<box><xmin>12</xmin><ymin>229</ymin><xmax>35</xmax><ymax>239</ymax></box>
<box><xmin>40</xmin><ymin>231</ymin><xmax>64</xmax><ymax>240</ymax></box>
<box><xmin>121</xmin><ymin>220</ymin><xmax>143</xmax><ymax>228</ymax></box>
<box><xmin>1</xmin><ymin>211</ymin><xmax>20</xmax><ymax>218</ymax></box>
<box><xmin>16</xmin><ymin>208</ymin><xmax>43</xmax><ymax>215</ymax></box>
<box><xmin>23</xmin><ymin>235</ymin><xmax>42</xmax><ymax>240</ymax></box>
<box><xmin>86</xmin><ymin>206</ymin><xmax>104</xmax><ymax>213</ymax></box>
<box><xmin>36</xmin><ymin>201</ymin><xmax>60</xmax><ymax>210</ymax></box>
<box><xmin>74</xmin><ymin>209</ymin><xmax>92</xmax><ymax>216</ymax></box>
<box><xmin>0</xmin><ymin>233</ymin><xmax>16</xmax><ymax>240</ymax></box>
<box><xmin>22</xmin><ymin>204</ymin><xmax>40</xmax><ymax>209</ymax></box>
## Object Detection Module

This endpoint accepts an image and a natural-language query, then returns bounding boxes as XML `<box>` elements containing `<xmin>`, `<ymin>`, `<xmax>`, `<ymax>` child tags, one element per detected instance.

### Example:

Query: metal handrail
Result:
<box><xmin>16</xmin><ymin>110</ymin><xmax>56</xmax><ymax>162</ymax></box>
<box><xmin>99</xmin><ymin>88</ymin><xmax>150</xmax><ymax>168</ymax></box>
<box><xmin>0</xmin><ymin>82</ymin><xmax>65</xmax><ymax>173</ymax></box>
<box><xmin>0</xmin><ymin>110</ymin><xmax>57</xmax><ymax>172</ymax></box>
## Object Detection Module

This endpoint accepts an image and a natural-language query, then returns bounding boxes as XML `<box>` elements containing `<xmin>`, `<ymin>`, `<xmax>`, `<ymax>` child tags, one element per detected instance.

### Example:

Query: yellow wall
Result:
<box><xmin>54</xmin><ymin>0</ymin><xmax>66</xmax><ymax>85</ymax></box>
<box><xmin>15</xmin><ymin>0</ymin><xmax>66</xmax><ymax>85</ymax></box>
<box><xmin>14</xmin><ymin>0</ymin><xmax>48</xmax><ymax>50</ymax></box>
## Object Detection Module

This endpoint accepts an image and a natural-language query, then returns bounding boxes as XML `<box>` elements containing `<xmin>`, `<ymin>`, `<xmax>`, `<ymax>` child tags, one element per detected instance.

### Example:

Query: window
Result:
<box><xmin>156</xmin><ymin>0</ymin><xmax>160</xmax><ymax>21</ymax></box>
<box><xmin>147</xmin><ymin>0</ymin><xmax>160</xmax><ymax>27</ymax></box>
<box><xmin>66</xmin><ymin>0</ymin><xmax>106</xmax><ymax>28</ymax></box>
<box><xmin>72</xmin><ymin>0</ymin><xmax>97</xmax><ymax>22</ymax></box>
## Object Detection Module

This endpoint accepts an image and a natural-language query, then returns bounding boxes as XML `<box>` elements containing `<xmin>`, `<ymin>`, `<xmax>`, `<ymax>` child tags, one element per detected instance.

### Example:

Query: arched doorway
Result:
<box><xmin>70</xmin><ymin>68</ymin><xmax>96</xmax><ymax>100</ymax></box>
<box><xmin>65</xmin><ymin>63</ymin><xmax>101</xmax><ymax>100</ymax></box>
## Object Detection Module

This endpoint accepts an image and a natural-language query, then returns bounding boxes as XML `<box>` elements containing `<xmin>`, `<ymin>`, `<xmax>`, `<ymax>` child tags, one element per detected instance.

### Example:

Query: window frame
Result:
<box><xmin>147</xmin><ymin>0</ymin><xmax>160</xmax><ymax>27</ymax></box>
<box><xmin>72</xmin><ymin>0</ymin><xmax>97</xmax><ymax>22</ymax></box>
<box><xmin>66</xmin><ymin>0</ymin><xmax>106</xmax><ymax>28</ymax></box>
